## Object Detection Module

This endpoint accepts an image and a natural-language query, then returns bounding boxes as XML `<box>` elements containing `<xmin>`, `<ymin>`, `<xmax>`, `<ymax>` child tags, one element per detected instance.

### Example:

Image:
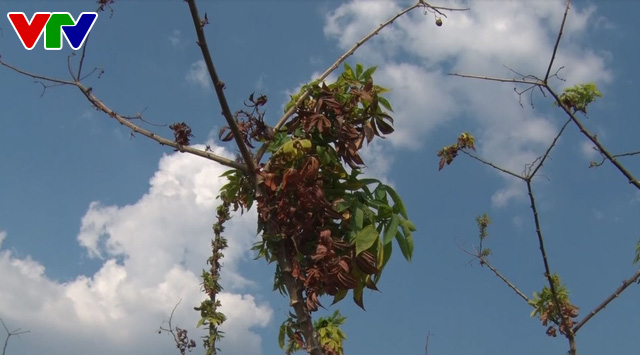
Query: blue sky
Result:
<box><xmin>1</xmin><ymin>0</ymin><xmax>639</xmax><ymax>354</ymax></box>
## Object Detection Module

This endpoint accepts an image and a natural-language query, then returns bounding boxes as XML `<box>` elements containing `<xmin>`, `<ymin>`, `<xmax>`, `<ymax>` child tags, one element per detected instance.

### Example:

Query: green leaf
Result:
<box><xmin>196</xmin><ymin>318</ymin><xmax>205</xmax><ymax>328</ymax></box>
<box><xmin>384</xmin><ymin>185</ymin><xmax>408</xmax><ymax>219</ymax></box>
<box><xmin>344</xmin><ymin>63</ymin><xmax>354</xmax><ymax>79</ymax></box>
<box><xmin>353</xmin><ymin>205</ymin><xmax>364</xmax><ymax>230</ymax></box>
<box><xmin>384</xmin><ymin>214</ymin><xmax>399</xmax><ymax>245</ymax></box>
<box><xmin>634</xmin><ymin>236</ymin><xmax>640</xmax><ymax>265</ymax></box>
<box><xmin>362</xmin><ymin>66</ymin><xmax>377</xmax><ymax>81</ymax></box>
<box><xmin>366</xmin><ymin>199</ymin><xmax>392</xmax><ymax>216</ymax></box>
<box><xmin>395</xmin><ymin>230</ymin><xmax>412</xmax><ymax>262</ymax></box>
<box><xmin>376</xmin><ymin>239</ymin><xmax>393</xmax><ymax>281</ymax></box>
<box><xmin>334</xmin><ymin>199</ymin><xmax>353</xmax><ymax>213</ymax></box>
<box><xmin>353</xmin><ymin>284</ymin><xmax>365</xmax><ymax>310</ymax></box>
<box><xmin>355</xmin><ymin>63</ymin><xmax>364</xmax><ymax>79</ymax></box>
<box><xmin>219</xmin><ymin>169</ymin><xmax>237</xmax><ymax>177</ymax></box>
<box><xmin>278</xmin><ymin>323</ymin><xmax>286</xmax><ymax>349</ymax></box>
<box><xmin>374</xmin><ymin>185</ymin><xmax>387</xmax><ymax>200</ymax></box>
<box><xmin>378</xmin><ymin>96</ymin><xmax>393</xmax><ymax>112</ymax></box>
<box><xmin>331</xmin><ymin>289</ymin><xmax>348</xmax><ymax>305</ymax></box>
<box><xmin>354</xmin><ymin>225</ymin><xmax>379</xmax><ymax>255</ymax></box>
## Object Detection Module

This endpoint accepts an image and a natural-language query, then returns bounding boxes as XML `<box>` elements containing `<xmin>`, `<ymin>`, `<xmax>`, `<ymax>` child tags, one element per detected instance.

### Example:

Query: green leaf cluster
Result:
<box><xmin>554</xmin><ymin>82</ymin><xmax>603</xmax><ymax>114</ymax></box>
<box><xmin>331</xmin><ymin>171</ymin><xmax>415</xmax><ymax>308</ymax></box>
<box><xmin>278</xmin><ymin>311</ymin><xmax>347</xmax><ymax>355</ymax></box>
<box><xmin>528</xmin><ymin>274</ymin><xmax>570</xmax><ymax>320</ymax></box>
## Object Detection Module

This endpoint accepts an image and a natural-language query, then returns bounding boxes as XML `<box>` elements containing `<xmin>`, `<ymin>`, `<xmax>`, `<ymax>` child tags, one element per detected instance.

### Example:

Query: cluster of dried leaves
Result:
<box><xmin>256</xmin><ymin>66</ymin><xmax>393</xmax><ymax>313</ymax></box>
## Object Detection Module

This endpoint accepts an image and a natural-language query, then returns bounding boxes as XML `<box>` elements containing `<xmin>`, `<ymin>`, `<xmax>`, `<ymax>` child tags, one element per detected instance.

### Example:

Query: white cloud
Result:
<box><xmin>168</xmin><ymin>29</ymin><xmax>183</xmax><ymax>48</ymax></box>
<box><xmin>580</xmin><ymin>140</ymin><xmax>599</xmax><ymax>160</ymax></box>
<box><xmin>0</xmin><ymin>144</ymin><xmax>273</xmax><ymax>355</ymax></box>
<box><xmin>255</xmin><ymin>73</ymin><xmax>268</xmax><ymax>92</ymax></box>
<box><xmin>323</xmin><ymin>0</ymin><xmax>611</xmax><ymax>206</ymax></box>
<box><xmin>186</xmin><ymin>60</ymin><xmax>211</xmax><ymax>89</ymax></box>
<box><xmin>375</xmin><ymin>63</ymin><xmax>459</xmax><ymax>149</ymax></box>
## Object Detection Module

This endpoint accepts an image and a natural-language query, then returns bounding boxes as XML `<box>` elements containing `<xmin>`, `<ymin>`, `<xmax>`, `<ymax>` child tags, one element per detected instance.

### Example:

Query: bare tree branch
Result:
<box><xmin>77</xmin><ymin>83</ymin><xmax>247</xmax><ymax>170</ymax></box>
<box><xmin>573</xmin><ymin>268</ymin><xmax>640</xmax><ymax>334</ymax></box>
<box><xmin>448</xmin><ymin>73</ymin><xmax>542</xmax><ymax>86</ymax></box>
<box><xmin>459</xmin><ymin>243</ymin><xmax>531</xmax><ymax>303</ymax></box>
<box><xmin>185</xmin><ymin>0</ymin><xmax>258</xmax><ymax>179</ymax></box>
<box><xmin>544</xmin><ymin>0</ymin><xmax>571</xmax><ymax>82</ymax></box>
<box><xmin>0</xmin><ymin>59</ymin><xmax>75</xmax><ymax>86</ymax></box>
<box><xmin>1</xmin><ymin>56</ymin><xmax>245</xmax><ymax>170</ymax></box>
<box><xmin>1</xmin><ymin>319</ymin><xmax>29</xmax><ymax>355</ymax></box>
<box><xmin>528</xmin><ymin>118</ymin><xmax>571</xmax><ymax>178</ymax></box>
<box><xmin>460</xmin><ymin>151</ymin><xmax>524</xmax><ymax>180</ymax></box>
<box><xmin>480</xmin><ymin>257</ymin><xmax>531</xmax><ymax>303</ymax></box>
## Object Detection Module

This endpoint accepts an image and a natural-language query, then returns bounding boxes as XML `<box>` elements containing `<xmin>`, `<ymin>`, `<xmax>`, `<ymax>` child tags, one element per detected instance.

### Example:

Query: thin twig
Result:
<box><xmin>460</xmin><ymin>151</ymin><xmax>524</xmax><ymax>180</ymax></box>
<box><xmin>544</xmin><ymin>0</ymin><xmax>571</xmax><ymax>82</ymax></box>
<box><xmin>480</xmin><ymin>257</ymin><xmax>531</xmax><ymax>303</ymax></box>
<box><xmin>459</xmin><ymin>243</ymin><xmax>531</xmax><ymax>303</ymax></box>
<box><xmin>448</xmin><ymin>73</ymin><xmax>543</xmax><ymax>86</ymax></box>
<box><xmin>573</xmin><ymin>268</ymin><xmax>640</xmax><ymax>334</ymax></box>
<box><xmin>67</xmin><ymin>53</ymin><xmax>77</xmax><ymax>81</ymax></box>
<box><xmin>158</xmin><ymin>299</ymin><xmax>183</xmax><ymax>350</ymax></box>
<box><xmin>0</xmin><ymin>59</ymin><xmax>75</xmax><ymax>85</ymax></box>
<box><xmin>77</xmin><ymin>32</ymin><xmax>91</xmax><ymax>80</ymax></box>
<box><xmin>590</xmin><ymin>150</ymin><xmax>640</xmax><ymax>167</ymax></box>
<box><xmin>528</xmin><ymin>118</ymin><xmax>571</xmax><ymax>178</ymax></box>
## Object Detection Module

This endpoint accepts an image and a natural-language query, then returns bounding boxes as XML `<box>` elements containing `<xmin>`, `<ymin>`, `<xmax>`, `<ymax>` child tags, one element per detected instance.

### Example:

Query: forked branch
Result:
<box><xmin>1</xmin><ymin>318</ymin><xmax>29</xmax><ymax>355</ymax></box>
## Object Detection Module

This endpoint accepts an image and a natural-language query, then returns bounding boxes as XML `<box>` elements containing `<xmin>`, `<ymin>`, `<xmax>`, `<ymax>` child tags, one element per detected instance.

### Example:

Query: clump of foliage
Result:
<box><xmin>194</xmin><ymin>191</ymin><xmax>231</xmax><ymax>354</ymax></box>
<box><xmin>217</xmin><ymin>63</ymin><xmax>415</xmax><ymax>352</ymax></box>
<box><xmin>437</xmin><ymin>132</ymin><xmax>476</xmax><ymax>170</ymax></box>
<box><xmin>476</xmin><ymin>213</ymin><xmax>492</xmax><ymax>260</ymax></box>
<box><xmin>554</xmin><ymin>82</ymin><xmax>602</xmax><ymax>114</ymax></box>
<box><xmin>528</xmin><ymin>274</ymin><xmax>579</xmax><ymax>338</ymax></box>
<box><xmin>280</xmin><ymin>310</ymin><xmax>347</xmax><ymax>355</ymax></box>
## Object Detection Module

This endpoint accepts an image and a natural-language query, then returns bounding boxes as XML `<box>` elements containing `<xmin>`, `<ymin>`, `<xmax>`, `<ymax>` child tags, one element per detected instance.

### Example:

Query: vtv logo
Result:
<box><xmin>7</xmin><ymin>12</ymin><xmax>98</xmax><ymax>50</ymax></box>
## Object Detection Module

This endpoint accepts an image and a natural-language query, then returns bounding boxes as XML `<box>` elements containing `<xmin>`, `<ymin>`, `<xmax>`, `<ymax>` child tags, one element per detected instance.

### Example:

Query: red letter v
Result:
<box><xmin>7</xmin><ymin>13</ymin><xmax>51</xmax><ymax>50</ymax></box>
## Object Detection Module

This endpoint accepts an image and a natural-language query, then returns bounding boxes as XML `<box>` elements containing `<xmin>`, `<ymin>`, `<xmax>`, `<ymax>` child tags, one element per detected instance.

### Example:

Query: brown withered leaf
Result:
<box><xmin>293</xmin><ymin>331</ymin><xmax>305</xmax><ymax>348</ymax></box>
<box><xmin>336</xmin><ymin>270</ymin><xmax>358</xmax><ymax>289</ymax></box>
<box><xmin>281</xmin><ymin>168</ymin><xmax>301</xmax><ymax>189</ymax></box>
<box><xmin>363</xmin><ymin>121</ymin><xmax>375</xmax><ymax>143</ymax></box>
<box><xmin>356</xmin><ymin>250</ymin><xmax>378</xmax><ymax>275</ymax></box>
<box><xmin>374</xmin><ymin>115</ymin><xmax>394</xmax><ymax>135</ymax></box>
<box><xmin>169</xmin><ymin>122</ymin><xmax>194</xmax><ymax>147</ymax></box>
<box><xmin>218</xmin><ymin>126</ymin><xmax>234</xmax><ymax>142</ymax></box>
<box><xmin>300</xmin><ymin>157</ymin><xmax>320</xmax><ymax>180</ymax></box>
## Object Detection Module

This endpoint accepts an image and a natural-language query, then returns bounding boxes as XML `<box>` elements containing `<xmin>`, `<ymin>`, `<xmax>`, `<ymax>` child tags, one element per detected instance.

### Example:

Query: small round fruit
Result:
<box><xmin>436</xmin><ymin>18</ymin><xmax>443</xmax><ymax>27</ymax></box>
